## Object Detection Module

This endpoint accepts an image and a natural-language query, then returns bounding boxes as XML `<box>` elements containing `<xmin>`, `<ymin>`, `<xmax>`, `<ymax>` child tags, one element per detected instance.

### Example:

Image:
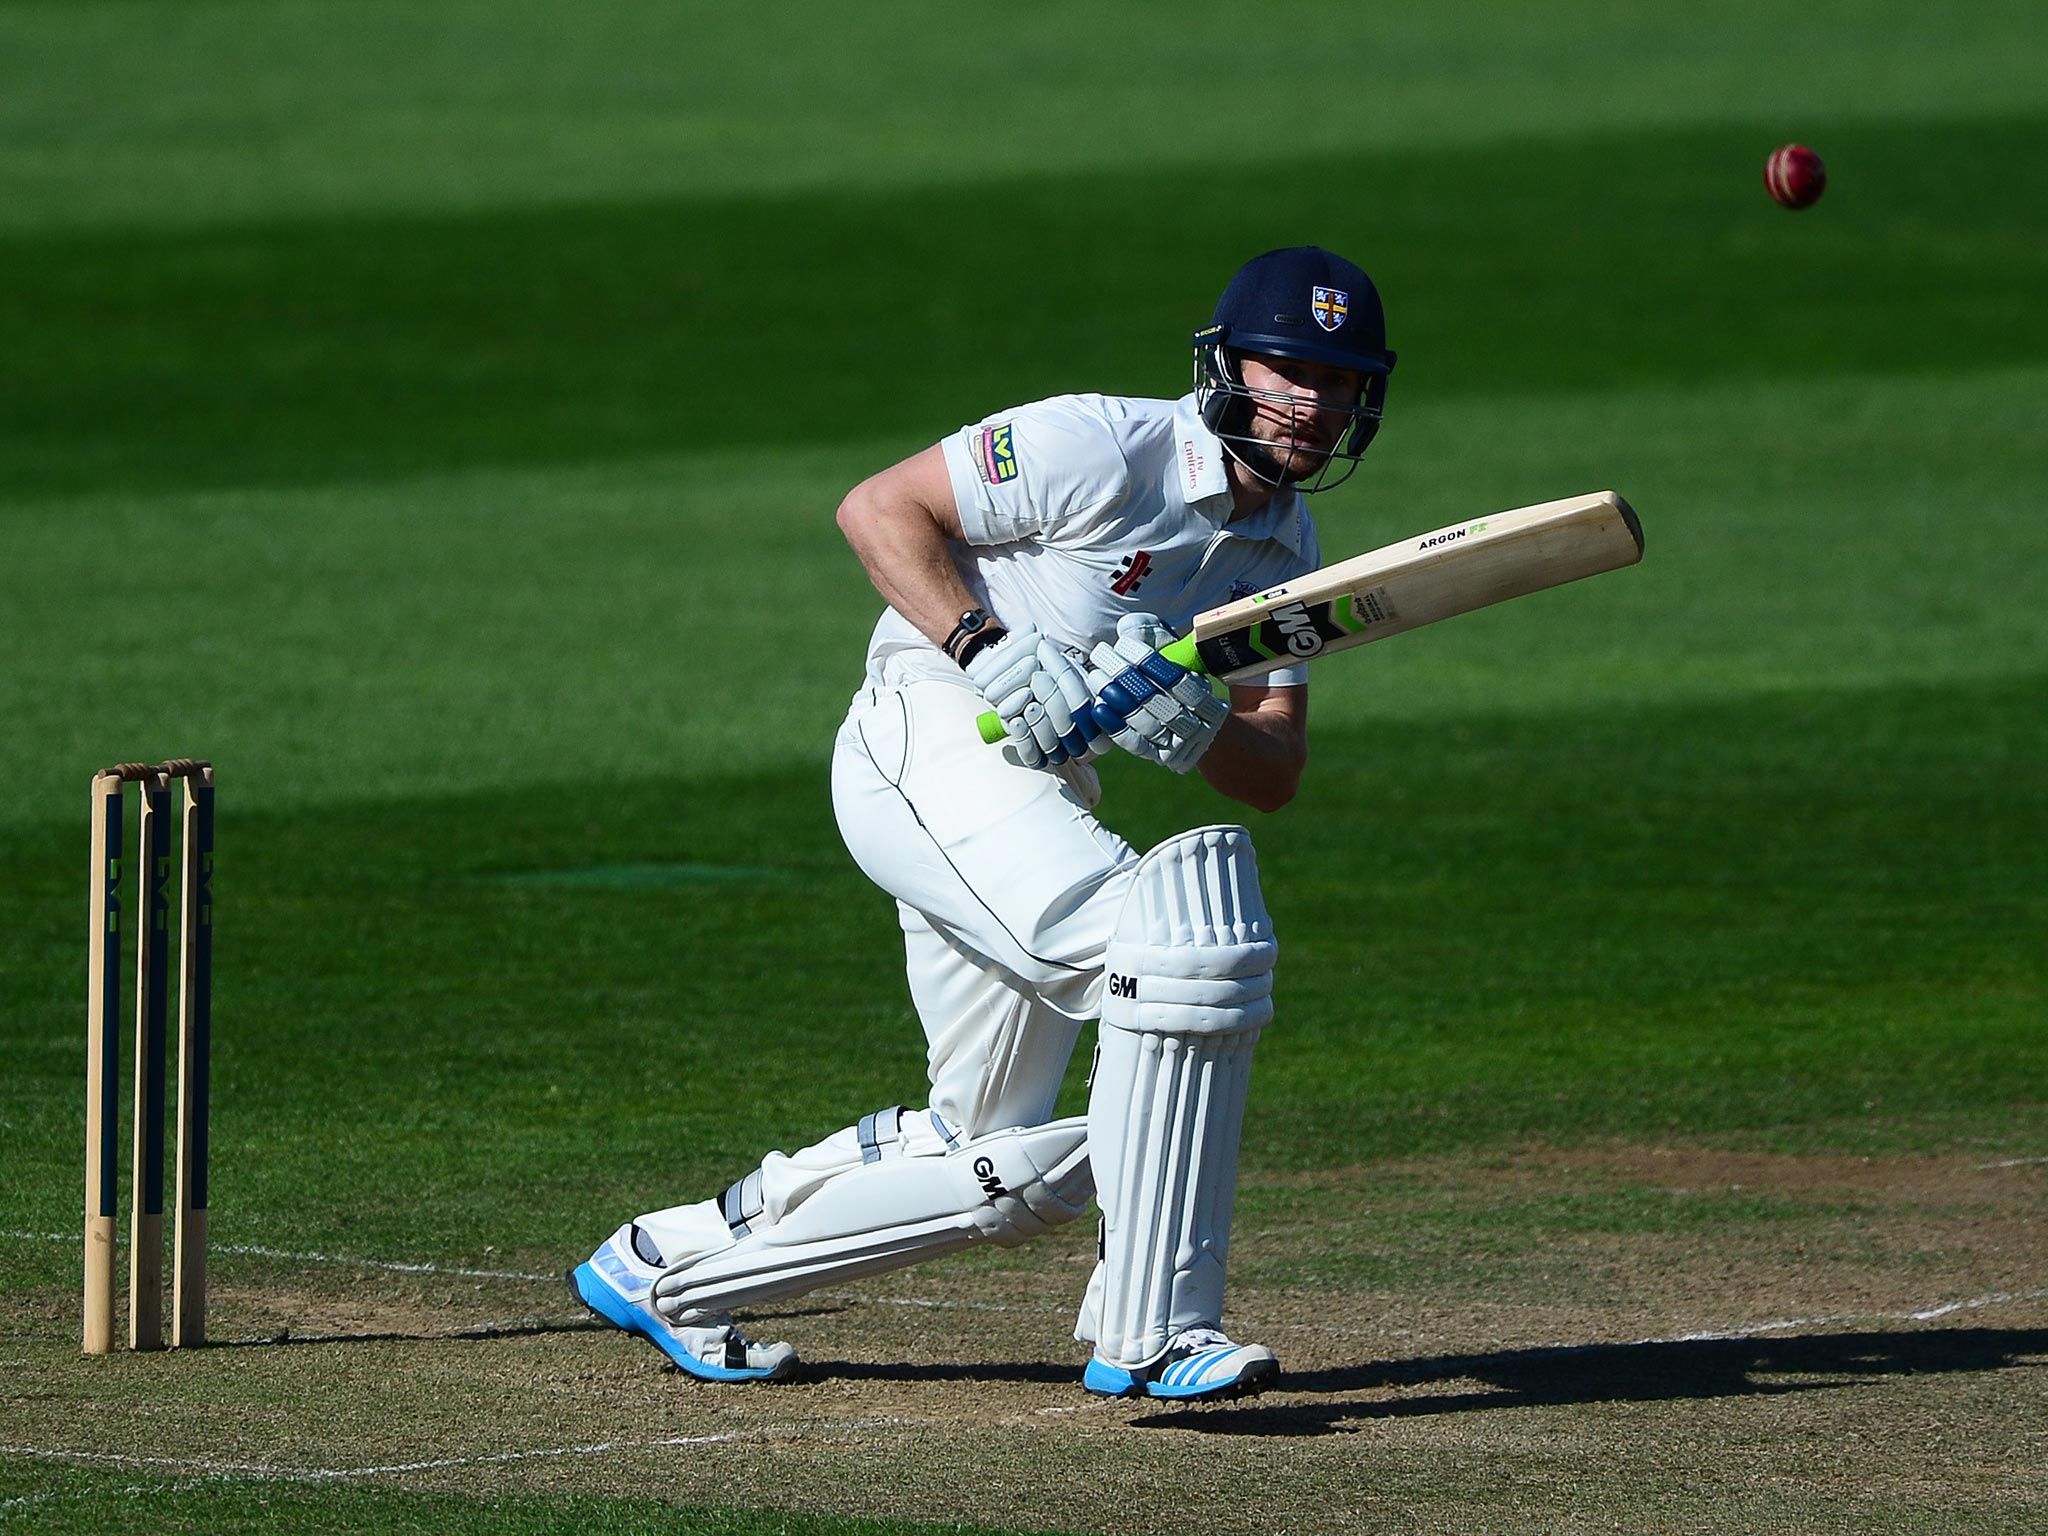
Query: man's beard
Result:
<box><xmin>1240</xmin><ymin>433</ymin><xmax>1326</xmax><ymax>486</ymax></box>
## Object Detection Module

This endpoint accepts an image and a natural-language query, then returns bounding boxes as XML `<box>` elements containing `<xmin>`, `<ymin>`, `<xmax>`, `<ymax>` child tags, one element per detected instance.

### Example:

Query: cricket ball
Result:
<box><xmin>1764</xmin><ymin>143</ymin><xmax>1826</xmax><ymax>210</ymax></box>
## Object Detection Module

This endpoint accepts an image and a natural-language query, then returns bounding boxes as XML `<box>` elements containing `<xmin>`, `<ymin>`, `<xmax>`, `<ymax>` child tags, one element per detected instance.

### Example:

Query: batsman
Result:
<box><xmin>573</xmin><ymin>246</ymin><xmax>1396</xmax><ymax>1401</ymax></box>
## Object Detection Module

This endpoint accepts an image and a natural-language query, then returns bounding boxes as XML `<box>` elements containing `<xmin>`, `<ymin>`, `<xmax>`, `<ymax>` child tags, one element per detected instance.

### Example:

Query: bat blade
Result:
<box><xmin>1187</xmin><ymin>490</ymin><xmax>1641</xmax><ymax>683</ymax></box>
<box><xmin>974</xmin><ymin>490</ymin><xmax>1642</xmax><ymax>741</ymax></box>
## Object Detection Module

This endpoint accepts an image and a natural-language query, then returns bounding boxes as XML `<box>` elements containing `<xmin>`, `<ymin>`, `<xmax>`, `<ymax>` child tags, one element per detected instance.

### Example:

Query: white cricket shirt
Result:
<box><xmin>862</xmin><ymin>392</ymin><xmax>1320</xmax><ymax>689</ymax></box>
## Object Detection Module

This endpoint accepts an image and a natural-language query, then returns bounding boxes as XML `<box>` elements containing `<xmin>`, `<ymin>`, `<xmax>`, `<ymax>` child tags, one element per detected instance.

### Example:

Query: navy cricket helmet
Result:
<box><xmin>1194</xmin><ymin>246</ymin><xmax>1396</xmax><ymax>492</ymax></box>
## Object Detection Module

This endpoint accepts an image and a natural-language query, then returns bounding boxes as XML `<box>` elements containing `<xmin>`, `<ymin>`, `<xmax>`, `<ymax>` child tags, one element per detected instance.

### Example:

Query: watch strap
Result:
<box><xmin>941</xmin><ymin>608</ymin><xmax>993</xmax><ymax>660</ymax></box>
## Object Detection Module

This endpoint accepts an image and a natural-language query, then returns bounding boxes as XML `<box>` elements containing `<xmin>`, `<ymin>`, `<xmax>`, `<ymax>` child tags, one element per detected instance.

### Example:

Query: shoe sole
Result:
<box><xmin>565</xmin><ymin>1264</ymin><xmax>796</xmax><ymax>1383</ymax></box>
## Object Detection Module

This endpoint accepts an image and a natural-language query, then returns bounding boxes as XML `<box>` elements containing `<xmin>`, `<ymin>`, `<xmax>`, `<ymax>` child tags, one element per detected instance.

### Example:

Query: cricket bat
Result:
<box><xmin>976</xmin><ymin>490</ymin><xmax>1641</xmax><ymax>742</ymax></box>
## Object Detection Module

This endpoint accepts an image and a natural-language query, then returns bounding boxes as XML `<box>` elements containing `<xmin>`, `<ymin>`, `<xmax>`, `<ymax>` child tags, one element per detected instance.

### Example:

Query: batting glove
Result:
<box><xmin>965</xmin><ymin>625</ymin><xmax>1107</xmax><ymax>769</ymax></box>
<box><xmin>1086</xmin><ymin>614</ymin><xmax>1229</xmax><ymax>774</ymax></box>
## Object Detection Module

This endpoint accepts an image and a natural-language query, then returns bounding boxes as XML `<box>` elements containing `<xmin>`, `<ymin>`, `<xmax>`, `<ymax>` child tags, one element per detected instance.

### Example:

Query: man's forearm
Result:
<box><xmin>836</xmin><ymin>482</ymin><xmax>984</xmax><ymax>649</ymax></box>
<box><xmin>1196</xmin><ymin>706</ymin><xmax>1306</xmax><ymax>813</ymax></box>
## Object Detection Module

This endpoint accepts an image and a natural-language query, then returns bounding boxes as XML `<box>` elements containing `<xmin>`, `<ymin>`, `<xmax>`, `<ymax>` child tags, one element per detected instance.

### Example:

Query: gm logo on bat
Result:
<box><xmin>1269</xmin><ymin>602</ymin><xmax>1326</xmax><ymax>657</ymax></box>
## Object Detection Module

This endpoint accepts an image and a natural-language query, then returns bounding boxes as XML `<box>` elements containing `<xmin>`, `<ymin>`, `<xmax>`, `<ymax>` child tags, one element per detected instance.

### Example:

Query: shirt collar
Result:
<box><xmin>1173</xmin><ymin>393</ymin><xmax>1311</xmax><ymax>557</ymax></box>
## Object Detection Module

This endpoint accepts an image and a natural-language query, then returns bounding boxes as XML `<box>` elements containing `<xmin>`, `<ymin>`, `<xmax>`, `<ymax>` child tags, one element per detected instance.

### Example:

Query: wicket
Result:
<box><xmin>85</xmin><ymin>759</ymin><xmax>213</xmax><ymax>1354</ymax></box>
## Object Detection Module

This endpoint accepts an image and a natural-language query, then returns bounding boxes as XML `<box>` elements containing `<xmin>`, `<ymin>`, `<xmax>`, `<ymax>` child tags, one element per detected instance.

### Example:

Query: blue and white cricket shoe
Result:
<box><xmin>1083</xmin><ymin>1327</ymin><xmax>1279</xmax><ymax>1402</ymax></box>
<box><xmin>567</xmin><ymin>1223</ymin><xmax>797</xmax><ymax>1383</ymax></box>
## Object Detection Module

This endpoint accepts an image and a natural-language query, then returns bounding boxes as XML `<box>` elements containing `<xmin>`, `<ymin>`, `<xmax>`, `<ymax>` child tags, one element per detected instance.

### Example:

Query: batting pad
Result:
<box><xmin>1084</xmin><ymin>825</ymin><xmax>1274</xmax><ymax>1368</ymax></box>
<box><xmin>651</xmin><ymin>1116</ymin><xmax>1091</xmax><ymax>1318</ymax></box>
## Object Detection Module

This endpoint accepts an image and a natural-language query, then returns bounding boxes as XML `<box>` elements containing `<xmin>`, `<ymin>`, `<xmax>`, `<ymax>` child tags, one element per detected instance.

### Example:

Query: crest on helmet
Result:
<box><xmin>1311</xmin><ymin>286</ymin><xmax>1349</xmax><ymax>332</ymax></box>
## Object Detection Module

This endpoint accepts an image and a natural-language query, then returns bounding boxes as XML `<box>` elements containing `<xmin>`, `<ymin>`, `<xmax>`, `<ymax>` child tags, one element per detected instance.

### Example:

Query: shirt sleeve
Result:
<box><xmin>939</xmin><ymin>396</ymin><xmax>1130</xmax><ymax>547</ymax></box>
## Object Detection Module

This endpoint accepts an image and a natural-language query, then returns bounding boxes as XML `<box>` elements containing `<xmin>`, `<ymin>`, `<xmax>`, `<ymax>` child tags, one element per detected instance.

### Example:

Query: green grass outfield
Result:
<box><xmin>3</xmin><ymin>2</ymin><xmax>2045</xmax><ymax>1532</ymax></box>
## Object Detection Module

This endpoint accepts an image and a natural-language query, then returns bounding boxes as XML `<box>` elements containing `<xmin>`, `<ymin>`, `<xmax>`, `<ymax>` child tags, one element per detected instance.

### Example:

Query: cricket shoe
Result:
<box><xmin>567</xmin><ymin>1223</ymin><xmax>797</xmax><ymax>1383</ymax></box>
<box><xmin>1082</xmin><ymin>1327</ymin><xmax>1279</xmax><ymax>1402</ymax></box>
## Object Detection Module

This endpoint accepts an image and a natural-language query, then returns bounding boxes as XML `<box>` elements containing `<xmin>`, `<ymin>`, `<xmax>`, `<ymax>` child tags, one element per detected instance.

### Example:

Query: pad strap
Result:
<box><xmin>720</xmin><ymin>1170</ymin><xmax>766</xmax><ymax>1238</ymax></box>
<box><xmin>655</xmin><ymin>1117</ymin><xmax>1093</xmax><ymax>1317</ymax></box>
<box><xmin>857</xmin><ymin>1106</ymin><xmax>906</xmax><ymax>1163</ymax></box>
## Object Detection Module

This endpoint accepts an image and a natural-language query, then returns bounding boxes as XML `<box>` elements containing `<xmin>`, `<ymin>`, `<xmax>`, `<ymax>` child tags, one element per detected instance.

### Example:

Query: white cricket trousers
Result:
<box><xmin>631</xmin><ymin>675</ymin><xmax>1138</xmax><ymax>1270</ymax></box>
<box><xmin>831</xmin><ymin>676</ymin><xmax>1139</xmax><ymax>1137</ymax></box>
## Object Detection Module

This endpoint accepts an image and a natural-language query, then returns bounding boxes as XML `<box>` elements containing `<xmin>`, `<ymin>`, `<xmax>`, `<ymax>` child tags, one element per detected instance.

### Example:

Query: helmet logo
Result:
<box><xmin>1311</xmin><ymin>286</ymin><xmax>1349</xmax><ymax>332</ymax></box>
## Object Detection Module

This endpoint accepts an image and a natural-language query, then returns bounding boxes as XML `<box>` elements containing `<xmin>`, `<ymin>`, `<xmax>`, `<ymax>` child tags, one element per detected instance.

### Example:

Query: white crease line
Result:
<box><xmin>6</xmin><ymin>1228</ymin><xmax>1058</xmax><ymax>1315</ymax></box>
<box><xmin>1642</xmin><ymin>1288</ymin><xmax>2048</xmax><ymax>1345</ymax></box>
<box><xmin>213</xmin><ymin>1244</ymin><xmax>556</xmax><ymax>1283</ymax></box>
<box><xmin>2</xmin><ymin>1230</ymin><xmax>554</xmax><ymax>1284</ymax></box>
<box><xmin>859</xmin><ymin>1293</ymin><xmax>1069</xmax><ymax>1316</ymax></box>
<box><xmin>1252</xmin><ymin>1287</ymin><xmax>2048</xmax><ymax>1348</ymax></box>
<box><xmin>214</xmin><ymin>1312</ymin><xmax>584</xmax><ymax>1347</ymax></box>
<box><xmin>11</xmin><ymin>1230</ymin><xmax>2044</xmax><ymax>1343</ymax></box>
<box><xmin>1977</xmin><ymin>1157</ymin><xmax>2048</xmax><ymax>1170</ymax></box>
<box><xmin>1245</xmin><ymin>1290</ymin><xmax>2048</xmax><ymax>1381</ymax></box>
<box><xmin>0</xmin><ymin>1417</ymin><xmax>916</xmax><ymax>1493</ymax></box>
<box><xmin>5</xmin><ymin>1288</ymin><xmax>2043</xmax><ymax>1499</ymax></box>
<box><xmin>0</xmin><ymin>1446</ymin><xmax>287</xmax><ymax>1479</ymax></box>
<box><xmin>1909</xmin><ymin>1288</ymin><xmax>2048</xmax><ymax>1322</ymax></box>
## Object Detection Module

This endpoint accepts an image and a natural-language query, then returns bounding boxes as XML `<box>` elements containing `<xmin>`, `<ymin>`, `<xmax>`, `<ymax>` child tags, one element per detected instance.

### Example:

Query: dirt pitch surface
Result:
<box><xmin>9</xmin><ymin>1146</ymin><xmax>2045</xmax><ymax>1534</ymax></box>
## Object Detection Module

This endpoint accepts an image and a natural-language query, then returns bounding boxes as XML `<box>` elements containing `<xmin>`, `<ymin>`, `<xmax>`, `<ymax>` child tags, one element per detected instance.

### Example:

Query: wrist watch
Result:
<box><xmin>943</xmin><ymin>607</ymin><xmax>992</xmax><ymax>657</ymax></box>
<box><xmin>943</xmin><ymin>607</ymin><xmax>1004</xmax><ymax>667</ymax></box>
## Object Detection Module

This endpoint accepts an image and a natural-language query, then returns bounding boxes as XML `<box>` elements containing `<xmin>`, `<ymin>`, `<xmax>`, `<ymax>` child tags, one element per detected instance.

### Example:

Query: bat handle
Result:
<box><xmin>972</xmin><ymin>633</ymin><xmax>1206</xmax><ymax>744</ymax></box>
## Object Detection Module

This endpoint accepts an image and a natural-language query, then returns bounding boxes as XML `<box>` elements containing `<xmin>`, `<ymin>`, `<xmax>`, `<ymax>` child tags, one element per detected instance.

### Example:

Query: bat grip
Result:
<box><xmin>973</xmin><ymin>632</ymin><xmax>1205</xmax><ymax>743</ymax></box>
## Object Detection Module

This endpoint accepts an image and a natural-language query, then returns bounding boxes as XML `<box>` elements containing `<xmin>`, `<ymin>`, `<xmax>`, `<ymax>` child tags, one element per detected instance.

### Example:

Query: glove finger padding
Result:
<box><xmin>1162</xmin><ymin>683</ymin><xmax>1231</xmax><ymax>772</ymax></box>
<box><xmin>963</xmin><ymin>623</ymin><xmax>1051</xmax><ymax>768</ymax></box>
<box><xmin>1185</xmin><ymin>681</ymin><xmax>1231</xmax><ymax>730</ymax></box>
<box><xmin>1030</xmin><ymin>638</ymin><xmax>1114</xmax><ymax>766</ymax></box>
<box><xmin>1000</xmin><ymin>712</ymin><xmax>1047</xmax><ymax>771</ymax></box>
<box><xmin>1090</xmin><ymin>683</ymin><xmax>1192</xmax><ymax>768</ymax></box>
<box><xmin>1087</xmin><ymin>623</ymin><xmax>1226</xmax><ymax>774</ymax></box>
<box><xmin>1019</xmin><ymin>694</ymin><xmax>1066</xmax><ymax>765</ymax></box>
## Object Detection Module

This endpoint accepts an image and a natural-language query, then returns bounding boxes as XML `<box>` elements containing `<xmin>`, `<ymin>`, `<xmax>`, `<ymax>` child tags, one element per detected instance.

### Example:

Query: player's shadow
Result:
<box><xmin>209</xmin><ymin>1300</ymin><xmax>857</xmax><ymax>1350</ymax></box>
<box><xmin>1130</xmin><ymin>1327</ymin><xmax>2048</xmax><ymax>1436</ymax></box>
